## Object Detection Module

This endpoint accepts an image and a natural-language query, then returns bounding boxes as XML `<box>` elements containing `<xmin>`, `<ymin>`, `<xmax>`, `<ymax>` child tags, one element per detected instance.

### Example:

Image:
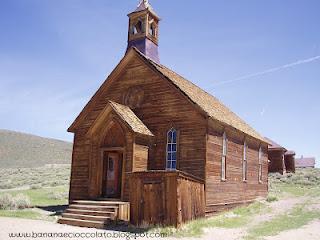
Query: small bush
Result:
<box><xmin>0</xmin><ymin>194</ymin><xmax>14</xmax><ymax>210</ymax></box>
<box><xmin>266</xmin><ymin>196</ymin><xmax>278</xmax><ymax>202</ymax></box>
<box><xmin>13</xmin><ymin>194</ymin><xmax>31</xmax><ymax>209</ymax></box>
<box><xmin>0</xmin><ymin>193</ymin><xmax>31</xmax><ymax>210</ymax></box>
<box><xmin>30</xmin><ymin>184</ymin><xmax>42</xmax><ymax>189</ymax></box>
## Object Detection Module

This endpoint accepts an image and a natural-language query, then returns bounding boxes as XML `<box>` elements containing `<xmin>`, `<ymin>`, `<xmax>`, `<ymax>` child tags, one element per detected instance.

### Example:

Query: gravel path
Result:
<box><xmin>265</xmin><ymin>220</ymin><xmax>320</xmax><ymax>240</ymax></box>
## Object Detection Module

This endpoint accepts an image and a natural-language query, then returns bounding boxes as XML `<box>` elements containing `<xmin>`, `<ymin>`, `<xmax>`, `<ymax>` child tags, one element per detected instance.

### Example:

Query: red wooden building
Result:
<box><xmin>59</xmin><ymin>0</ymin><xmax>269</xmax><ymax>228</ymax></box>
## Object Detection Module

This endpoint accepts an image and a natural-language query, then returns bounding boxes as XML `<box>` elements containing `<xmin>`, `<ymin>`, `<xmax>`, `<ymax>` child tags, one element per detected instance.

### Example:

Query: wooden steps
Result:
<box><xmin>58</xmin><ymin>199</ymin><xmax>130</xmax><ymax>229</ymax></box>
<box><xmin>62</xmin><ymin>213</ymin><xmax>112</xmax><ymax>222</ymax></box>
<box><xmin>58</xmin><ymin>218</ymin><xmax>106</xmax><ymax>228</ymax></box>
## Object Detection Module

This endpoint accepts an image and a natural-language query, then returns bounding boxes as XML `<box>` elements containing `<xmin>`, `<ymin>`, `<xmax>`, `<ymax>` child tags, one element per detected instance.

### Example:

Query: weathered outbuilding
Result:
<box><xmin>266</xmin><ymin>138</ymin><xmax>296</xmax><ymax>174</ymax></box>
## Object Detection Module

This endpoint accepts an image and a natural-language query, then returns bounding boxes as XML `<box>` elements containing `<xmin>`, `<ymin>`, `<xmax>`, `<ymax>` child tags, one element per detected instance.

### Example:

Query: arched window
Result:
<box><xmin>166</xmin><ymin>128</ymin><xmax>177</xmax><ymax>170</ymax></box>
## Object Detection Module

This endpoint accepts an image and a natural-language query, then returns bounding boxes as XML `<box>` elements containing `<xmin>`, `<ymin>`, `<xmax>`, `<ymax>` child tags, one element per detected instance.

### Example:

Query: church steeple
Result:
<box><xmin>127</xmin><ymin>0</ymin><xmax>160</xmax><ymax>63</ymax></box>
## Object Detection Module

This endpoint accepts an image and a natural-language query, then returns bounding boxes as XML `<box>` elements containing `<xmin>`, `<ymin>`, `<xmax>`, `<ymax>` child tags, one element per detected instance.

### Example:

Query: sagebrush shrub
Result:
<box><xmin>0</xmin><ymin>193</ymin><xmax>14</xmax><ymax>210</ymax></box>
<box><xmin>12</xmin><ymin>194</ymin><xmax>31</xmax><ymax>209</ymax></box>
<box><xmin>0</xmin><ymin>193</ymin><xmax>31</xmax><ymax>210</ymax></box>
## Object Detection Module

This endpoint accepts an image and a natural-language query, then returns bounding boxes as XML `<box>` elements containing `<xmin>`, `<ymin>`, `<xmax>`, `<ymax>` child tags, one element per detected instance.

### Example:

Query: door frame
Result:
<box><xmin>100</xmin><ymin>147</ymin><xmax>125</xmax><ymax>200</ymax></box>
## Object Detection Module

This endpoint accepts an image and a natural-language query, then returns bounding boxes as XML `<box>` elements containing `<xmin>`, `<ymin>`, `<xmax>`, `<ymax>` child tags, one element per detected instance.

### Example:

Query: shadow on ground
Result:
<box><xmin>37</xmin><ymin>205</ymin><xmax>68</xmax><ymax>216</ymax></box>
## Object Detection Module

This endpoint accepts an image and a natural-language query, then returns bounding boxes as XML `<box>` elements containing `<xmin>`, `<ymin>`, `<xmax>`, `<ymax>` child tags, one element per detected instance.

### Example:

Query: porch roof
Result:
<box><xmin>108</xmin><ymin>101</ymin><xmax>154</xmax><ymax>136</ymax></box>
<box><xmin>87</xmin><ymin>101</ymin><xmax>154</xmax><ymax>137</ymax></box>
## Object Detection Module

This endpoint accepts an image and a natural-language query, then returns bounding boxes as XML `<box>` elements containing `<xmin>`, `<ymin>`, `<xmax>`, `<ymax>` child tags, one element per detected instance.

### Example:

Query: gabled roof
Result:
<box><xmin>134</xmin><ymin>49</ymin><xmax>267</xmax><ymax>143</ymax></box>
<box><xmin>87</xmin><ymin>100</ymin><xmax>153</xmax><ymax>137</ymax></box>
<box><xmin>69</xmin><ymin>47</ymin><xmax>268</xmax><ymax>144</ymax></box>
<box><xmin>129</xmin><ymin>0</ymin><xmax>160</xmax><ymax>19</ymax></box>
<box><xmin>109</xmin><ymin>101</ymin><xmax>154</xmax><ymax>136</ymax></box>
<box><xmin>285</xmin><ymin>150</ymin><xmax>296</xmax><ymax>156</ymax></box>
<box><xmin>295</xmin><ymin>157</ymin><xmax>316</xmax><ymax>168</ymax></box>
<box><xmin>265</xmin><ymin>137</ymin><xmax>287</xmax><ymax>151</ymax></box>
<box><xmin>135</xmin><ymin>0</ymin><xmax>152</xmax><ymax>12</ymax></box>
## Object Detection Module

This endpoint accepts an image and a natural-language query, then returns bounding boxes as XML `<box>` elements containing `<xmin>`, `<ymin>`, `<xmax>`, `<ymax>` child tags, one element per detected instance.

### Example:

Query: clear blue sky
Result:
<box><xmin>1</xmin><ymin>0</ymin><xmax>319</xmax><ymax>166</ymax></box>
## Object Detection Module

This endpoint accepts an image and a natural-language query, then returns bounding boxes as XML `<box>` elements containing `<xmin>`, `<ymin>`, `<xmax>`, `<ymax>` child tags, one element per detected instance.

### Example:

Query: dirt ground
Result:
<box><xmin>1</xmin><ymin>183</ymin><xmax>320</xmax><ymax>240</ymax></box>
<box><xmin>1</xmin><ymin>216</ymin><xmax>320</xmax><ymax>240</ymax></box>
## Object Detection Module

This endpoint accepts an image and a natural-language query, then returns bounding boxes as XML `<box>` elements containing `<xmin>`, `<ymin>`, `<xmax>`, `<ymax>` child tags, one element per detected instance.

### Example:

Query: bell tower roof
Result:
<box><xmin>135</xmin><ymin>0</ymin><xmax>152</xmax><ymax>12</ymax></box>
<box><xmin>126</xmin><ymin>0</ymin><xmax>160</xmax><ymax>63</ymax></box>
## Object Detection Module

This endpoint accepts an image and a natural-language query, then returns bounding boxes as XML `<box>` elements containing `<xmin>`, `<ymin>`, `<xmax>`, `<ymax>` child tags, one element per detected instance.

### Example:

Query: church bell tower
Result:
<box><xmin>127</xmin><ymin>0</ymin><xmax>160</xmax><ymax>63</ymax></box>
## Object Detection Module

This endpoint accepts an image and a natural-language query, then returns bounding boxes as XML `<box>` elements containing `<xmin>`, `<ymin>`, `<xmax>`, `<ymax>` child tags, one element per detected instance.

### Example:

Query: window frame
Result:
<box><xmin>243</xmin><ymin>140</ymin><xmax>248</xmax><ymax>182</ymax></box>
<box><xmin>166</xmin><ymin>128</ymin><xmax>178</xmax><ymax>170</ymax></box>
<box><xmin>221</xmin><ymin>132</ymin><xmax>227</xmax><ymax>181</ymax></box>
<box><xmin>258</xmin><ymin>146</ymin><xmax>263</xmax><ymax>183</ymax></box>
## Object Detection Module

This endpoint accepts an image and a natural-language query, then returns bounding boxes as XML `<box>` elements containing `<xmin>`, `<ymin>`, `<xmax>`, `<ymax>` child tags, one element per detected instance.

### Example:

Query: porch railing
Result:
<box><xmin>129</xmin><ymin>170</ymin><xmax>205</xmax><ymax>227</ymax></box>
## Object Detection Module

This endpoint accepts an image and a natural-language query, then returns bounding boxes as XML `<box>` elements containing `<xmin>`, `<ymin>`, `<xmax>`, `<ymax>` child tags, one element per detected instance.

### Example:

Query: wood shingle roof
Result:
<box><xmin>108</xmin><ymin>101</ymin><xmax>154</xmax><ymax>136</ymax></box>
<box><xmin>134</xmin><ymin>48</ymin><xmax>267</xmax><ymax>143</ymax></box>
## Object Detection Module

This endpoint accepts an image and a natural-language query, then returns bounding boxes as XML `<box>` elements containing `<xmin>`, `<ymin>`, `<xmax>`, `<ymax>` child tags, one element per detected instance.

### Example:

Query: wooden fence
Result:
<box><xmin>129</xmin><ymin>170</ymin><xmax>205</xmax><ymax>227</ymax></box>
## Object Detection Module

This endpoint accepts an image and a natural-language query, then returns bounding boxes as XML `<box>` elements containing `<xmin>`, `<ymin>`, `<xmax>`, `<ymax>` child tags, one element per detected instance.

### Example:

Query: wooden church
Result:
<box><xmin>59</xmin><ymin>0</ymin><xmax>269</xmax><ymax>228</ymax></box>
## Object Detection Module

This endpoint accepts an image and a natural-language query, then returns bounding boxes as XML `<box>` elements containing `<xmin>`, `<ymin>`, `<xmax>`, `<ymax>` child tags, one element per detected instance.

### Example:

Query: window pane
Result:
<box><xmin>243</xmin><ymin>160</ymin><xmax>247</xmax><ymax>180</ymax></box>
<box><xmin>244</xmin><ymin>146</ymin><xmax>246</xmax><ymax>160</ymax></box>
<box><xmin>167</xmin><ymin>144</ymin><xmax>172</xmax><ymax>152</ymax></box>
<box><xmin>221</xmin><ymin>156</ymin><xmax>226</xmax><ymax>179</ymax></box>
<box><xmin>172</xmin><ymin>152</ymin><xmax>177</xmax><ymax>161</ymax></box>
<box><xmin>167</xmin><ymin>160</ymin><xmax>171</xmax><ymax>169</ymax></box>
<box><xmin>172</xmin><ymin>161</ymin><xmax>176</xmax><ymax>169</ymax></box>
<box><xmin>167</xmin><ymin>153</ymin><xmax>172</xmax><ymax>161</ymax></box>
<box><xmin>167</xmin><ymin>131</ymin><xmax>172</xmax><ymax>143</ymax></box>
<box><xmin>172</xmin><ymin>144</ymin><xmax>177</xmax><ymax>152</ymax></box>
<box><xmin>172</xmin><ymin>130</ymin><xmax>177</xmax><ymax>143</ymax></box>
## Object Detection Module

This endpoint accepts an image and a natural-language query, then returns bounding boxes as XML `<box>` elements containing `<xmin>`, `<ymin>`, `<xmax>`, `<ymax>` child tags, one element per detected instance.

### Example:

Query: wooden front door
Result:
<box><xmin>103</xmin><ymin>152</ymin><xmax>122</xmax><ymax>198</ymax></box>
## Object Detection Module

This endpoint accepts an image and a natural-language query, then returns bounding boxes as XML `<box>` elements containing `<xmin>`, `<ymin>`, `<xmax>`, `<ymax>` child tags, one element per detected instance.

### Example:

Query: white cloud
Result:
<box><xmin>212</xmin><ymin>55</ymin><xmax>320</xmax><ymax>86</ymax></box>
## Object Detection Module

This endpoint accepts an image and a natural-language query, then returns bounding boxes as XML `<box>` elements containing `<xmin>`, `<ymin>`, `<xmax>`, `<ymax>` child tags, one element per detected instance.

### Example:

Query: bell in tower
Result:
<box><xmin>127</xmin><ymin>0</ymin><xmax>160</xmax><ymax>63</ymax></box>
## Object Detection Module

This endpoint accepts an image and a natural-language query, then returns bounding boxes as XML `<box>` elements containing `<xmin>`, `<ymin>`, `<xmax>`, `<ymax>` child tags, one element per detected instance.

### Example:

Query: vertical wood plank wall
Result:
<box><xmin>69</xmin><ymin>129</ymin><xmax>90</xmax><ymax>201</ymax></box>
<box><xmin>133</xmin><ymin>144</ymin><xmax>149</xmax><ymax>171</ymax></box>
<box><xmin>284</xmin><ymin>154</ymin><xmax>295</xmax><ymax>173</ymax></box>
<box><xmin>129</xmin><ymin>171</ymin><xmax>205</xmax><ymax>227</ymax></box>
<box><xmin>268</xmin><ymin>150</ymin><xmax>286</xmax><ymax>174</ymax></box>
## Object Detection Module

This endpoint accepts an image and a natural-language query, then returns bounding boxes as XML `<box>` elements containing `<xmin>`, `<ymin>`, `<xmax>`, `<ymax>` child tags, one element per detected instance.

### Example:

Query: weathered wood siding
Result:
<box><xmin>133</xmin><ymin>144</ymin><xmax>148</xmax><ymax>171</ymax></box>
<box><xmin>205</xmin><ymin>121</ymin><xmax>268</xmax><ymax>214</ymax></box>
<box><xmin>268</xmin><ymin>150</ymin><xmax>285</xmax><ymax>174</ymax></box>
<box><xmin>129</xmin><ymin>171</ymin><xmax>205</xmax><ymax>227</ymax></box>
<box><xmin>73</xmin><ymin>55</ymin><xmax>207</xmax><ymax>180</ymax></box>
<box><xmin>69</xmin><ymin>129</ymin><xmax>90</xmax><ymax>201</ymax></box>
<box><xmin>284</xmin><ymin>154</ymin><xmax>295</xmax><ymax>173</ymax></box>
<box><xmin>69</xmin><ymin>55</ymin><xmax>207</xmax><ymax>202</ymax></box>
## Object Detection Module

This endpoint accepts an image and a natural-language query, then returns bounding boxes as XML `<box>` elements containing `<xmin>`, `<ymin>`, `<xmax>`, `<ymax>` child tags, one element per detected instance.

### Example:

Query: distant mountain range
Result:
<box><xmin>0</xmin><ymin>129</ymin><xmax>72</xmax><ymax>168</ymax></box>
